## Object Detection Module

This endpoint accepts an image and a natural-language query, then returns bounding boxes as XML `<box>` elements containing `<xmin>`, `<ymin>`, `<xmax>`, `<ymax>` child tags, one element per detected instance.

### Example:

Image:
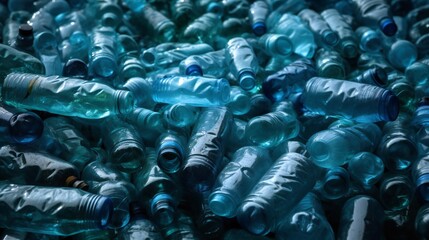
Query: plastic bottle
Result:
<box><xmin>276</xmin><ymin>193</ymin><xmax>335</xmax><ymax>240</ymax></box>
<box><xmin>249</xmin><ymin>1</ymin><xmax>270</xmax><ymax>36</ymax></box>
<box><xmin>414</xmin><ymin>97</ymin><xmax>429</xmax><ymax>128</ymax></box>
<box><xmin>225</xmin><ymin>37</ymin><xmax>259</xmax><ymax>91</ymax></box>
<box><xmin>298</xmin><ymin>8</ymin><xmax>339</xmax><ymax>46</ymax></box>
<box><xmin>321</xmin><ymin>8</ymin><xmax>359</xmax><ymax>58</ymax></box>
<box><xmin>0</xmin><ymin>183</ymin><xmax>113</xmax><ymax>236</ymax></box>
<box><xmin>307</xmin><ymin>123</ymin><xmax>382</xmax><ymax>168</ymax></box>
<box><xmin>262</xmin><ymin>58</ymin><xmax>317</xmax><ymax>102</ymax></box>
<box><xmin>415</xmin><ymin>204</ymin><xmax>429</xmax><ymax>239</ymax></box>
<box><xmin>348</xmin><ymin>152</ymin><xmax>384</xmax><ymax>187</ymax></box>
<box><xmin>152</xmin><ymin>75</ymin><xmax>230</xmax><ymax>107</ymax></box>
<box><xmin>155</xmin><ymin>130</ymin><xmax>187</xmax><ymax>174</ymax></box>
<box><xmin>133</xmin><ymin>149</ymin><xmax>181</xmax><ymax>227</ymax></box>
<box><xmin>412</xmin><ymin>152</ymin><xmax>429</xmax><ymax>201</ymax></box>
<box><xmin>1</xmin><ymin>73</ymin><xmax>134</xmax><ymax>119</ymax></box>
<box><xmin>138</xmin><ymin>5</ymin><xmax>175</xmax><ymax>42</ymax></box>
<box><xmin>122</xmin><ymin>77</ymin><xmax>155</xmax><ymax>109</ymax></box>
<box><xmin>353</xmin><ymin>0</ymin><xmax>398</xmax><ymax>36</ymax></box>
<box><xmin>385</xmin><ymin>38</ymin><xmax>418</xmax><ymax>70</ymax></box>
<box><xmin>178</xmin><ymin>50</ymin><xmax>226</xmax><ymax>77</ymax></box>
<box><xmin>301</xmin><ymin>77</ymin><xmax>399</xmax><ymax>122</ymax></box>
<box><xmin>159</xmin><ymin>103</ymin><xmax>199</xmax><ymax>128</ymax></box>
<box><xmin>183</xmin><ymin>13</ymin><xmax>220</xmax><ymax>43</ymax></box>
<box><xmin>315</xmin><ymin>48</ymin><xmax>346</xmax><ymax>79</ymax></box>
<box><xmin>2</xmin><ymin>11</ymin><xmax>32</xmax><ymax>47</ymax></box>
<box><xmin>337</xmin><ymin>195</ymin><xmax>384</xmax><ymax>240</ymax></box>
<box><xmin>117</xmin><ymin>205</ymin><xmax>163</xmax><ymax>240</ymax></box>
<box><xmin>209</xmin><ymin>146</ymin><xmax>272</xmax><ymax>218</ymax></box>
<box><xmin>227</xmin><ymin>86</ymin><xmax>251</xmax><ymax>115</ymax></box>
<box><xmin>89</xmin><ymin>27</ymin><xmax>118</xmax><ymax>79</ymax></box>
<box><xmin>101</xmin><ymin>117</ymin><xmax>145</xmax><ymax>173</ymax></box>
<box><xmin>355</xmin><ymin>26</ymin><xmax>383</xmax><ymax>52</ymax></box>
<box><xmin>351</xmin><ymin>67</ymin><xmax>388</xmax><ymax>87</ymax></box>
<box><xmin>316</xmin><ymin>167</ymin><xmax>350</xmax><ymax>200</ymax></box>
<box><xmin>85</xmin><ymin>0</ymin><xmax>123</xmax><ymax>28</ymax></box>
<box><xmin>182</xmin><ymin>107</ymin><xmax>232</xmax><ymax>193</ymax></box>
<box><xmin>379</xmin><ymin>174</ymin><xmax>413</xmax><ymax>211</ymax></box>
<box><xmin>256</xmin><ymin>34</ymin><xmax>293</xmax><ymax>57</ymax></box>
<box><xmin>237</xmin><ymin>152</ymin><xmax>319</xmax><ymax>235</ymax></box>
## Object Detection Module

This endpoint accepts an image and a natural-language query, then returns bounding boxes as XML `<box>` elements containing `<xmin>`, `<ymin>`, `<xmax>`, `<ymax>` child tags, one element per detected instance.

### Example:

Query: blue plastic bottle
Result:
<box><xmin>337</xmin><ymin>195</ymin><xmax>384</xmax><ymax>240</ymax></box>
<box><xmin>156</xmin><ymin>130</ymin><xmax>187</xmax><ymax>174</ymax></box>
<box><xmin>89</xmin><ymin>27</ymin><xmax>118</xmax><ymax>79</ymax></box>
<box><xmin>385</xmin><ymin>39</ymin><xmax>418</xmax><ymax>71</ymax></box>
<box><xmin>351</xmin><ymin>67</ymin><xmax>387</xmax><ymax>87</ymax></box>
<box><xmin>117</xmin><ymin>205</ymin><xmax>163</xmax><ymax>240</ymax></box>
<box><xmin>122</xmin><ymin>77</ymin><xmax>155</xmax><ymax>109</ymax></box>
<box><xmin>249</xmin><ymin>1</ymin><xmax>270</xmax><ymax>36</ymax></box>
<box><xmin>348</xmin><ymin>152</ymin><xmax>384</xmax><ymax>187</ymax></box>
<box><xmin>298</xmin><ymin>8</ymin><xmax>339</xmax><ymax>46</ymax></box>
<box><xmin>2</xmin><ymin>73</ymin><xmax>134</xmax><ymax>119</ymax></box>
<box><xmin>412</xmin><ymin>154</ymin><xmax>429</xmax><ymax>201</ymax></box>
<box><xmin>136</xmin><ymin>5</ymin><xmax>175</xmax><ymax>42</ymax></box>
<box><xmin>0</xmin><ymin>183</ymin><xmax>113</xmax><ymax>236</ymax></box>
<box><xmin>227</xmin><ymin>86</ymin><xmax>251</xmax><ymax>115</ymax></box>
<box><xmin>316</xmin><ymin>167</ymin><xmax>350</xmax><ymax>200</ymax></box>
<box><xmin>355</xmin><ymin>26</ymin><xmax>383</xmax><ymax>52</ymax></box>
<box><xmin>276</xmin><ymin>193</ymin><xmax>335</xmax><ymax>240</ymax></box>
<box><xmin>315</xmin><ymin>48</ymin><xmax>346</xmax><ymax>79</ymax></box>
<box><xmin>182</xmin><ymin>107</ymin><xmax>232</xmax><ymax>193</ymax></box>
<box><xmin>152</xmin><ymin>75</ymin><xmax>230</xmax><ymax>107</ymax></box>
<box><xmin>178</xmin><ymin>50</ymin><xmax>226</xmax><ymax>77</ymax></box>
<box><xmin>85</xmin><ymin>0</ymin><xmax>123</xmax><ymax>28</ymax></box>
<box><xmin>256</xmin><ymin>34</ymin><xmax>293</xmax><ymax>57</ymax></box>
<box><xmin>159</xmin><ymin>103</ymin><xmax>198</xmax><ymax>128</ymax></box>
<box><xmin>237</xmin><ymin>152</ymin><xmax>319</xmax><ymax>235</ymax></box>
<box><xmin>133</xmin><ymin>148</ymin><xmax>181</xmax><ymax>227</ymax></box>
<box><xmin>321</xmin><ymin>9</ymin><xmax>359</xmax><ymax>58</ymax></box>
<box><xmin>225</xmin><ymin>37</ymin><xmax>259</xmax><ymax>91</ymax></box>
<box><xmin>307</xmin><ymin>123</ymin><xmax>382</xmax><ymax>168</ymax></box>
<box><xmin>353</xmin><ymin>0</ymin><xmax>398</xmax><ymax>36</ymax></box>
<box><xmin>209</xmin><ymin>146</ymin><xmax>272</xmax><ymax>218</ymax></box>
<box><xmin>183</xmin><ymin>13</ymin><xmax>220</xmax><ymax>43</ymax></box>
<box><xmin>262</xmin><ymin>58</ymin><xmax>317</xmax><ymax>102</ymax></box>
<box><xmin>301</xmin><ymin>77</ymin><xmax>399</xmax><ymax>122</ymax></box>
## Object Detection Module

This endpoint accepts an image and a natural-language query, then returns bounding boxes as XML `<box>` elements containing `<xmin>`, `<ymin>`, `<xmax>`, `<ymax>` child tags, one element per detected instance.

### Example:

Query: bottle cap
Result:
<box><xmin>185</xmin><ymin>64</ymin><xmax>203</xmax><ymax>76</ymax></box>
<box><xmin>380</xmin><ymin>18</ymin><xmax>398</xmax><ymax>37</ymax></box>
<box><xmin>252</xmin><ymin>22</ymin><xmax>267</xmax><ymax>36</ymax></box>
<box><xmin>18</xmin><ymin>24</ymin><xmax>33</xmax><ymax>37</ymax></box>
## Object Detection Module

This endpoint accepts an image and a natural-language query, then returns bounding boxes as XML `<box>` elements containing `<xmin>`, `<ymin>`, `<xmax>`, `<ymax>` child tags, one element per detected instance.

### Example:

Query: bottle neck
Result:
<box><xmin>150</xmin><ymin>193</ymin><xmax>177</xmax><ymax>226</ymax></box>
<box><xmin>79</xmin><ymin>194</ymin><xmax>113</xmax><ymax>229</ymax></box>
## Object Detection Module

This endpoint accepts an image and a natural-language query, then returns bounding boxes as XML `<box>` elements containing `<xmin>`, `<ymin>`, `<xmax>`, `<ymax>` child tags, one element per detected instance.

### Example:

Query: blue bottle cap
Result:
<box><xmin>380</xmin><ymin>18</ymin><xmax>398</xmax><ymax>37</ymax></box>
<box><xmin>252</xmin><ymin>22</ymin><xmax>267</xmax><ymax>36</ymax></box>
<box><xmin>379</xmin><ymin>90</ymin><xmax>399</xmax><ymax>121</ymax></box>
<box><xmin>185</xmin><ymin>64</ymin><xmax>203</xmax><ymax>76</ymax></box>
<box><xmin>10</xmin><ymin>111</ymin><xmax>44</xmax><ymax>143</ymax></box>
<box><xmin>63</xmin><ymin>58</ymin><xmax>88</xmax><ymax>78</ymax></box>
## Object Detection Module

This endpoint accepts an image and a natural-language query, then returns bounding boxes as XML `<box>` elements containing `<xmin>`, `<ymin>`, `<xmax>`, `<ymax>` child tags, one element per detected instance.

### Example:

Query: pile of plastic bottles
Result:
<box><xmin>0</xmin><ymin>0</ymin><xmax>429</xmax><ymax>239</ymax></box>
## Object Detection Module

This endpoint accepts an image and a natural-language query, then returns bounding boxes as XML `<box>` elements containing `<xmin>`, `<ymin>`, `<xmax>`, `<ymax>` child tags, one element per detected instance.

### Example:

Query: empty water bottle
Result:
<box><xmin>249</xmin><ymin>1</ymin><xmax>270</xmax><ymax>36</ymax></box>
<box><xmin>316</xmin><ymin>167</ymin><xmax>350</xmax><ymax>200</ymax></box>
<box><xmin>348</xmin><ymin>152</ymin><xmax>384</xmax><ymax>187</ymax></box>
<box><xmin>385</xmin><ymin>38</ymin><xmax>417</xmax><ymax>70</ymax></box>
<box><xmin>227</xmin><ymin>86</ymin><xmax>251</xmax><ymax>115</ymax></box>
<box><xmin>0</xmin><ymin>44</ymin><xmax>45</xmax><ymax>79</ymax></box>
<box><xmin>256</xmin><ymin>34</ymin><xmax>293</xmax><ymax>57</ymax></box>
<box><xmin>156</xmin><ymin>130</ymin><xmax>187</xmax><ymax>174</ymax></box>
<box><xmin>2</xmin><ymin>73</ymin><xmax>134</xmax><ymax>119</ymax></box>
<box><xmin>178</xmin><ymin>50</ymin><xmax>226</xmax><ymax>77</ymax></box>
<box><xmin>353</xmin><ymin>0</ymin><xmax>398</xmax><ymax>36</ymax></box>
<box><xmin>89</xmin><ymin>27</ymin><xmax>118</xmax><ymax>78</ymax></box>
<box><xmin>315</xmin><ymin>48</ymin><xmax>346</xmax><ymax>79</ymax></box>
<box><xmin>298</xmin><ymin>8</ymin><xmax>339</xmax><ymax>46</ymax></box>
<box><xmin>159</xmin><ymin>103</ymin><xmax>199</xmax><ymax>128</ymax></box>
<box><xmin>117</xmin><ymin>205</ymin><xmax>163</xmax><ymax>240</ymax></box>
<box><xmin>183</xmin><ymin>13</ymin><xmax>220</xmax><ymax>43</ymax></box>
<box><xmin>351</xmin><ymin>67</ymin><xmax>388</xmax><ymax>87</ymax></box>
<box><xmin>85</xmin><ymin>0</ymin><xmax>123</xmax><ymax>28</ymax></box>
<box><xmin>379</xmin><ymin>174</ymin><xmax>413</xmax><ymax>211</ymax></box>
<box><xmin>355</xmin><ymin>26</ymin><xmax>383</xmax><ymax>52</ymax></box>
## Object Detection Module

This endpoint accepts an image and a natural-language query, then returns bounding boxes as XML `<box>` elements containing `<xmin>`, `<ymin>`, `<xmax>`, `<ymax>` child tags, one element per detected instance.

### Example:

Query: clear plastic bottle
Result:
<box><xmin>122</xmin><ymin>77</ymin><xmax>156</xmax><ymax>109</ymax></box>
<box><xmin>89</xmin><ymin>27</ymin><xmax>118</xmax><ymax>79</ymax></box>
<box><xmin>415</xmin><ymin>203</ymin><xmax>429</xmax><ymax>239</ymax></box>
<box><xmin>337</xmin><ymin>195</ymin><xmax>384</xmax><ymax>240</ymax></box>
<box><xmin>139</xmin><ymin>5</ymin><xmax>175</xmax><ymax>42</ymax></box>
<box><xmin>256</xmin><ymin>34</ymin><xmax>293</xmax><ymax>57</ymax></box>
<box><xmin>379</xmin><ymin>174</ymin><xmax>413</xmax><ymax>211</ymax></box>
<box><xmin>209</xmin><ymin>146</ymin><xmax>272</xmax><ymax>218</ymax></box>
<box><xmin>355</xmin><ymin>26</ymin><xmax>383</xmax><ymax>52</ymax></box>
<box><xmin>315</xmin><ymin>48</ymin><xmax>346</xmax><ymax>79</ymax></box>
<box><xmin>307</xmin><ymin>123</ymin><xmax>382</xmax><ymax>168</ymax></box>
<box><xmin>249</xmin><ymin>1</ymin><xmax>270</xmax><ymax>36</ymax></box>
<box><xmin>2</xmin><ymin>11</ymin><xmax>32</xmax><ymax>47</ymax></box>
<box><xmin>348</xmin><ymin>152</ymin><xmax>384</xmax><ymax>187</ymax></box>
<box><xmin>385</xmin><ymin>38</ymin><xmax>417</xmax><ymax>71</ymax></box>
<box><xmin>1</xmin><ymin>73</ymin><xmax>134</xmax><ymax>119</ymax></box>
<box><xmin>227</xmin><ymin>86</ymin><xmax>251</xmax><ymax>115</ymax></box>
<box><xmin>276</xmin><ymin>193</ymin><xmax>335</xmax><ymax>240</ymax></box>
<box><xmin>183</xmin><ymin>13</ymin><xmax>220</xmax><ymax>43</ymax></box>
<box><xmin>316</xmin><ymin>167</ymin><xmax>350</xmax><ymax>200</ymax></box>
<box><xmin>182</xmin><ymin>107</ymin><xmax>232</xmax><ymax>193</ymax></box>
<box><xmin>237</xmin><ymin>152</ymin><xmax>319</xmax><ymax>235</ymax></box>
<box><xmin>171</xmin><ymin>0</ymin><xmax>195</xmax><ymax>27</ymax></box>
<box><xmin>0</xmin><ymin>183</ymin><xmax>113</xmax><ymax>236</ymax></box>
<box><xmin>85</xmin><ymin>0</ymin><xmax>123</xmax><ymax>28</ymax></box>
<box><xmin>225</xmin><ymin>37</ymin><xmax>259</xmax><ymax>91</ymax></box>
<box><xmin>117</xmin><ymin>205</ymin><xmax>163</xmax><ymax>240</ymax></box>
<box><xmin>301</xmin><ymin>77</ymin><xmax>399</xmax><ymax>122</ymax></box>
<box><xmin>159</xmin><ymin>103</ymin><xmax>199</xmax><ymax>128</ymax></box>
<box><xmin>152</xmin><ymin>75</ymin><xmax>230</xmax><ymax>107</ymax></box>
<box><xmin>353</xmin><ymin>0</ymin><xmax>398</xmax><ymax>36</ymax></box>
<box><xmin>321</xmin><ymin>8</ymin><xmax>359</xmax><ymax>58</ymax></box>
<box><xmin>156</xmin><ymin>130</ymin><xmax>187</xmax><ymax>174</ymax></box>
<box><xmin>298</xmin><ymin>8</ymin><xmax>339</xmax><ymax>46</ymax></box>
<box><xmin>178</xmin><ymin>50</ymin><xmax>226</xmax><ymax>77</ymax></box>
<box><xmin>351</xmin><ymin>67</ymin><xmax>388</xmax><ymax>87</ymax></box>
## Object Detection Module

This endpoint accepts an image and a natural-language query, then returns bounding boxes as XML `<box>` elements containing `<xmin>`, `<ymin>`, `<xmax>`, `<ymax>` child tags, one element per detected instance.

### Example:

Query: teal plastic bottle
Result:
<box><xmin>133</xmin><ymin>149</ymin><xmax>181</xmax><ymax>227</ymax></box>
<box><xmin>315</xmin><ymin>48</ymin><xmax>346</xmax><ymax>79</ymax></box>
<box><xmin>355</xmin><ymin>26</ymin><xmax>383</xmax><ymax>52</ymax></box>
<box><xmin>209</xmin><ymin>146</ymin><xmax>272</xmax><ymax>218</ymax></box>
<box><xmin>122</xmin><ymin>77</ymin><xmax>156</xmax><ymax>109</ymax></box>
<box><xmin>351</xmin><ymin>67</ymin><xmax>388</xmax><ymax>87</ymax></box>
<box><xmin>156</xmin><ymin>130</ymin><xmax>187</xmax><ymax>174</ymax></box>
<box><xmin>85</xmin><ymin>0</ymin><xmax>123</xmax><ymax>28</ymax></box>
<box><xmin>1</xmin><ymin>73</ymin><xmax>135</xmax><ymax>119</ymax></box>
<box><xmin>353</xmin><ymin>0</ymin><xmax>398</xmax><ymax>36</ymax></box>
<box><xmin>0</xmin><ymin>183</ymin><xmax>113</xmax><ymax>236</ymax></box>
<box><xmin>117</xmin><ymin>205</ymin><xmax>163</xmax><ymax>240</ymax></box>
<box><xmin>316</xmin><ymin>167</ymin><xmax>350</xmax><ymax>200</ymax></box>
<box><xmin>249</xmin><ymin>1</ymin><xmax>270</xmax><ymax>36</ymax></box>
<box><xmin>254</xmin><ymin>34</ymin><xmax>293</xmax><ymax>57</ymax></box>
<box><xmin>178</xmin><ymin>50</ymin><xmax>226</xmax><ymax>77</ymax></box>
<box><xmin>237</xmin><ymin>152</ymin><xmax>319</xmax><ymax>235</ymax></box>
<box><xmin>89</xmin><ymin>27</ymin><xmax>118</xmax><ymax>79</ymax></box>
<box><xmin>307</xmin><ymin>123</ymin><xmax>382</xmax><ymax>168</ymax></box>
<box><xmin>225</xmin><ymin>37</ymin><xmax>259</xmax><ymax>91</ymax></box>
<box><xmin>183</xmin><ymin>13</ymin><xmax>220</xmax><ymax>43</ymax></box>
<box><xmin>379</xmin><ymin>174</ymin><xmax>413</xmax><ymax>211</ymax></box>
<box><xmin>135</xmin><ymin>5</ymin><xmax>175</xmax><ymax>42</ymax></box>
<box><xmin>0</xmin><ymin>44</ymin><xmax>45</xmax><ymax>79</ymax></box>
<box><xmin>298</xmin><ymin>8</ymin><xmax>339</xmax><ymax>46</ymax></box>
<box><xmin>227</xmin><ymin>86</ymin><xmax>251</xmax><ymax>115</ymax></box>
<box><xmin>3</xmin><ymin>11</ymin><xmax>32</xmax><ymax>47</ymax></box>
<box><xmin>348</xmin><ymin>152</ymin><xmax>384</xmax><ymax>187</ymax></box>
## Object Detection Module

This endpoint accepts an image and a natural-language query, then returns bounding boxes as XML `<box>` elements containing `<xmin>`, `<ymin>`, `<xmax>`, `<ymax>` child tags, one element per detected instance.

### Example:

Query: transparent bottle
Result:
<box><xmin>298</xmin><ymin>8</ymin><xmax>339</xmax><ymax>46</ymax></box>
<box><xmin>348</xmin><ymin>152</ymin><xmax>384</xmax><ymax>187</ymax></box>
<box><xmin>316</xmin><ymin>167</ymin><xmax>350</xmax><ymax>200</ymax></box>
<box><xmin>351</xmin><ymin>67</ymin><xmax>387</xmax><ymax>87</ymax></box>
<box><xmin>387</xmin><ymin>72</ymin><xmax>416</xmax><ymax>112</ymax></box>
<box><xmin>413</xmin><ymin>97</ymin><xmax>429</xmax><ymax>128</ymax></box>
<box><xmin>412</xmin><ymin>145</ymin><xmax>429</xmax><ymax>201</ymax></box>
<box><xmin>133</xmin><ymin>149</ymin><xmax>181</xmax><ymax>227</ymax></box>
<box><xmin>415</xmin><ymin>203</ymin><xmax>429</xmax><ymax>239</ymax></box>
<box><xmin>27</xmin><ymin>10</ymin><xmax>57</xmax><ymax>55</ymax></box>
<box><xmin>101</xmin><ymin>117</ymin><xmax>145</xmax><ymax>173</ymax></box>
<box><xmin>159</xmin><ymin>103</ymin><xmax>199</xmax><ymax>128</ymax></box>
<box><xmin>89</xmin><ymin>27</ymin><xmax>118</xmax><ymax>79</ymax></box>
<box><xmin>301</xmin><ymin>77</ymin><xmax>399</xmax><ymax>122</ymax></box>
<box><xmin>321</xmin><ymin>9</ymin><xmax>359</xmax><ymax>58</ymax></box>
<box><xmin>171</xmin><ymin>0</ymin><xmax>195</xmax><ymax>27</ymax></box>
<box><xmin>355</xmin><ymin>26</ymin><xmax>383</xmax><ymax>52</ymax></box>
<box><xmin>152</xmin><ymin>75</ymin><xmax>230</xmax><ymax>107</ymax></box>
<box><xmin>209</xmin><ymin>146</ymin><xmax>272</xmax><ymax>218</ymax></box>
<box><xmin>123</xmin><ymin>108</ymin><xmax>164</xmax><ymax>136</ymax></box>
<box><xmin>353</xmin><ymin>0</ymin><xmax>397</xmax><ymax>36</ymax></box>
<box><xmin>2</xmin><ymin>73</ymin><xmax>134</xmax><ymax>119</ymax></box>
<box><xmin>227</xmin><ymin>86</ymin><xmax>251</xmax><ymax>116</ymax></box>
<box><xmin>385</xmin><ymin>38</ymin><xmax>417</xmax><ymax>71</ymax></box>
<box><xmin>182</xmin><ymin>107</ymin><xmax>233</xmax><ymax>193</ymax></box>
<box><xmin>117</xmin><ymin>205</ymin><xmax>163</xmax><ymax>240</ymax></box>
<box><xmin>379</xmin><ymin>174</ymin><xmax>413</xmax><ymax>211</ymax></box>
<box><xmin>183</xmin><ymin>13</ymin><xmax>220</xmax><ymax>43</ymax></box>
<box><xmin>225</xmin><ymin>37</ymin><xmax>259</xmax><ymax>91</ymax></box>
<box><xmin>139</xmin><ymin>5</ymin><xmax>175</xmax><ymax>42</ymax></box>
<box><xmin>377</xmin><ymin>114</ymin><xmax>418</xmax><ymax>171</ymax></box>
<box><xmin>83</xmin><ymin>161</ymin><xmax>137</xmax><ymax>229</ymax></box>
<box><xmin>156</xmin><ymin>130</ymin><xmax>187</xmax><ymax>174</ymax></box>
<box><xmin>307</xmin><ymin>123</ymin><xmax>382</xmax><ymax>168</ymax></box>
<box><xmin>2</xmin><ymin>11</ymin><xmax>32</xmax><ymax>47</ymax></box>
<box><xmin>245</xmin><ymin>101</ymin><xmax>300</xmax><ymax>148</ymax></box>
<box><xmin>256</xmin><ymin>34</ymin><xmax>293</xmax><ymax>57</ymax></box>
<box><xmin>270</xmin><ymin>13</ymin><xmax>316</xmax><ymax>58</ymax></box>
<box><xmin>262</xmin><ymin>58</ymin><xmax>317</xmax><ymax>102</ymax></box>
<box><xmin>225</xmin><ymin>118</ymin><xmax>251</xmax><ymax>155</ymax></box>
<box><xmin>405</xmin><ymin>58</ymin><xmax>429</xmax><ymax>88</ymax></box>
<box><xmin>249</xmin><ymin>1</ymin><xmax>270</xmax><ymax>36</ymax></box>
<box><xmin>237</xmin><ymin>152</ymin><xmax>319</xmax><ymax>235</ymax></box>
<box><xmin>160</xmin><ymin>210</ymin><xmax>200</xmax><ymax>240</ymax></box>
<box><xmin>242</xmin><ymin>93</ymin><xmax>273</xmax><ymax>120</ymax></box>
<box><xmin>315</xmin><ymin>48</ymin><xmax>346</xmax><ymax>79</ymax></box>
<box><xmin>44</xmin><ymin>117</ymin><xmax>95</xmax><ymax>171</ymax></box>
<box><xmin>122</xmin><ymin>77</ymin><xmax>156</xmax><ymax>109</ymax></box>
<box><xmin>276</xmin><ymin>193</ymin><xmax>335</xmax><ymax>240</ymax></box>
<box><xmin>178</xmin><ymin>50</ymin><xmax>226</xmax><ymax>77</ymax></box>
<box><xmin>337</xmin><ymin>195</ymin><xmax>384</xmax><ymax>240</ymax></box>
<box><xmin>0</xmin><ymin>183</ymin><xmax>113</xmax><ymax>236</ymax></box>
<box><xmin>85</xmin><ymin>0</ymin><xmax>123</xmax><ymax>28</ymax></box>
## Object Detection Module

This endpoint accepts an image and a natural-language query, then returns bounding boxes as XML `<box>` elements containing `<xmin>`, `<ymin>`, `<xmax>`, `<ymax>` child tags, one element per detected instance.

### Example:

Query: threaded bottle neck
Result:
<box><xmin>80</xmin><ymin>194</ymin><xmax>113</xmax><ymax>229</ymax></box>
<box><xmin>114</xmin><ymin>90</ymin><xmax>135</xmax><ymax>115</ymax></box>
<box><xmin>150</xmin><ymin>193</ymin><xmax>177</xmax><ymax>226</ymax></box>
